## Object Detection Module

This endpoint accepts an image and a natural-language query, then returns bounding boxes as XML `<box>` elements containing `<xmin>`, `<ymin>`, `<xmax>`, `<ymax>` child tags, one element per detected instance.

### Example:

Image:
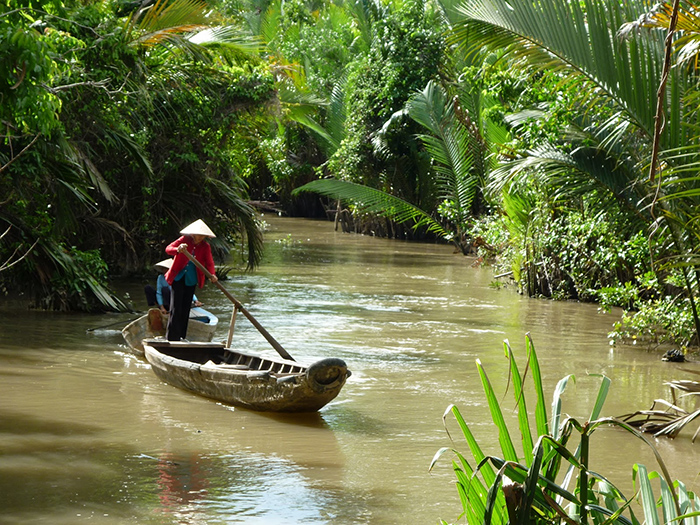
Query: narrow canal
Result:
<box><xmin>1</xmin><ymin>215</ymin><xmax>698</xmax><ymax>524</ymax></box>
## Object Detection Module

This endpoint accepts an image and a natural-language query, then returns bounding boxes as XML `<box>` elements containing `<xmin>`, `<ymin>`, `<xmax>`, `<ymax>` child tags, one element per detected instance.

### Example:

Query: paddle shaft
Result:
<box><xmin>180</xmin><ymin>249</ymin><xmax>295</xmax><ymax>361</ymax></box>
<box><xmin>87</xmin><ymin>315</ymin><xmax>140</xmax><ymax>332</ymax></box>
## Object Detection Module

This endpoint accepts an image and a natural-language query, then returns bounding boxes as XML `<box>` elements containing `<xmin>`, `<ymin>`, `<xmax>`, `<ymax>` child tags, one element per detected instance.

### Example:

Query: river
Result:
<box><xmin>1</xmin><ymin>215</ymin><xmax>699</xmax><ymax>524</ymax></box>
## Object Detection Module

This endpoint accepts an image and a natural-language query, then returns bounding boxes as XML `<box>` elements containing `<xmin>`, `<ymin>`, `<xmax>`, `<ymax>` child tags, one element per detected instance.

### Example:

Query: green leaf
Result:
<box><xmin>293</xmin><ymin>179</ymin><xmax>448</xmax><ymax>237</ymax></box>
<box><xmin>634</xmin><ymin>464</ymin><xmax>661</xmax><ymax>525</ymax></box>
<box><xmin>526</xmin><ymin>334</ymin><xmax>549</xmax><ymax>437</ymax></box>
<box><xmin>505</xmin><ymin>340</ymin><xmax>534</xmax><ymax>466</ymax></box>
<box><xmin>551</xmin><ymin>374</ymin><xmax>574</xmax><ymax>442</ymax></box>
<box><xmin>477</xmin><ymin>358</ymin><xmax>519</xmax><ymax>462</ymax></box>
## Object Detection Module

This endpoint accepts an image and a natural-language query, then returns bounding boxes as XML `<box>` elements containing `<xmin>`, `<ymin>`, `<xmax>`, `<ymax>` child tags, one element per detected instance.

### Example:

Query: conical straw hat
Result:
<box><xmin>154</xmin><ymin>258</ymin><xmax>173</xmax><ymax>271</ymax></box>
<box><xmin>180</xmin><ymin>219</ymin><xmax>216</xmax><ymax>238</ymax></box>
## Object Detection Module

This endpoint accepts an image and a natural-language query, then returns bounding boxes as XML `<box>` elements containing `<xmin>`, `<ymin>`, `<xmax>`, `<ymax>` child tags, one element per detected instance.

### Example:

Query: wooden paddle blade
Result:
<box><xmin>148</xmin><ymin>308</ymin><xmax>165</xmax><ymax>333</ymax></box>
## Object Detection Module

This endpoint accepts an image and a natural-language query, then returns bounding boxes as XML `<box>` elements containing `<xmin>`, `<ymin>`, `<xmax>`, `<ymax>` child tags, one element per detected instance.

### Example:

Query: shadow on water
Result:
<box><xmin>256</xmin><ymin>410</ymin><xmax>329</xmax><ymax>428</ymax></box>
<box><xmin>0</xmin><ymin>350</ymin><xmax>53</xmax><ymax>371</ymax></box>
<box><xmin>0</xmin><ymin>408</ymin><xmax>134</xmax><ymax>518</ymax></box>
<box><xmin>254</xmin><ymin>404</ymin><xmax>390</xmax><ymax>438</ymax></box>
<box><xmin>320</xmin><ymin>405</ymin><xmax>389</xmax><ymax>437</ymax></box>
<box><xmin>0</xmin><ymin>408</ymin><xmax>104</xmax><ymax>438</ymax></box>
<box><xmin>0</xmin><ymin>308</ymin><xmax>139</xmax><ymax>351</ymax></box>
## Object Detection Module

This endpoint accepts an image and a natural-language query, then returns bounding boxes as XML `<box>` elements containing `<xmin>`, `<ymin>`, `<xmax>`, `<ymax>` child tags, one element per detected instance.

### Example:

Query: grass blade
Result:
<box><xmin>526</xmin><ymin>333</ymin><xmax>550</xmax><ymax>437</ymax></box>
<box><xmin>634</xmin><ymin>464</ymin><xmax>660</xmax><ymax>525</ymax></box>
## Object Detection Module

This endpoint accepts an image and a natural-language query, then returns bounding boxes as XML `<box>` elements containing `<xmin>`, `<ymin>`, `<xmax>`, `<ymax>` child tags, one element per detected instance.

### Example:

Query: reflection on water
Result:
<box><xmin>1</xmin><ymin>216</ymin><xmax>700</xmax><ymax>524</ymax></box>
<box><xmin>154</xmin><ymin>453</ymin><xmax>209</xmax><ymax>522</ymax></box>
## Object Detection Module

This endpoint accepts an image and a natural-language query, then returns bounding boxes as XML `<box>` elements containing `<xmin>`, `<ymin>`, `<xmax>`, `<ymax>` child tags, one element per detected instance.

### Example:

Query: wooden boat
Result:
<box><xmin>122</xmin><ymin>306</ymin><xmax>218</xmax><ymax>357</ymax></box>
<box><xmin>143</xmin><ymin>339</ymin><xmax>350</xmax><ymax>412</ymax></box>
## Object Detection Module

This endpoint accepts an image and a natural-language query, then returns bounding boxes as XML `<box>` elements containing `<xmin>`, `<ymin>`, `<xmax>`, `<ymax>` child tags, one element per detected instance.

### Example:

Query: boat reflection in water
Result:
<box><xmin>155</xmin><ymin>453</ymin><xmax>210</xmax><ymax>522</ymax></box>
<box><xmin>135</xmin><ymin>386</ymin><xmax>349</xmax><ymax>523</ymax></box>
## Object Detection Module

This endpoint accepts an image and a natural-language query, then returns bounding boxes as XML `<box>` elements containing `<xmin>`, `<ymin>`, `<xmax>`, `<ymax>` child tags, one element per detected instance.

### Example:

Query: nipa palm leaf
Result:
<box><xmin>293</xmin><ymin>179</ymin><xmax>448</xmax><ymax>237</ymax></box>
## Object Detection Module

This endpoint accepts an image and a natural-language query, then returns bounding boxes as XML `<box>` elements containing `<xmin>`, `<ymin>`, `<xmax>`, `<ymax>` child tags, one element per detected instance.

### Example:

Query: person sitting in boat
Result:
<box><xmin>164</xmin><ymin>219</ymin><xmax>218</xmax><ymax>341</ymax></box>
<box><xmin>144</xmin><ymin>258</ymin><xmax>202</xmax><ymax>314</ymax></box>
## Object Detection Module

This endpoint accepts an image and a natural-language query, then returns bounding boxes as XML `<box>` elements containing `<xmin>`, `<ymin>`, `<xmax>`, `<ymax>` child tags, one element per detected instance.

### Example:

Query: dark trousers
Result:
<box><xmin>166</xmin><ymin>278</ymin><xmax>195</xmax><ymax>341</ymax></box>
<box><xmin>144</xmin><ymin>285</ymin><xmax>171</xmax><ymax>310</ymax></box>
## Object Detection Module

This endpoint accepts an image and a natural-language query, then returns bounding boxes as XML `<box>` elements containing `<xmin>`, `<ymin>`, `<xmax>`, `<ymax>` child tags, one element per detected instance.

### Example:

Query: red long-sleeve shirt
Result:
<box><xmin>164</xmin><ymin>235</ymin><xmax>215</xmax><ymax>288</ymax></box>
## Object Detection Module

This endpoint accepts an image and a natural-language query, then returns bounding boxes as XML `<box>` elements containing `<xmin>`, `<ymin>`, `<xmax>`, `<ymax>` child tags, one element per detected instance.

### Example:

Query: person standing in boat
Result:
<box><xmin>164</xmin><ymin>220</ymin><xmax>218</xmax><ymax>341</ymax></box>
<box><xmin>145</xmin><ymin>258</ymin><xmax>203</xmax><ymax>314</ymax></box>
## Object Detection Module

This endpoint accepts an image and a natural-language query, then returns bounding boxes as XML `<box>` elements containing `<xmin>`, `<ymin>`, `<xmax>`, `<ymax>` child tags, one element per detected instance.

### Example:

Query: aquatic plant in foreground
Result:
<box><xmin>431</xmin><ymin>334</ymin><xmax>700</xmax><ymax>525</ymax></box>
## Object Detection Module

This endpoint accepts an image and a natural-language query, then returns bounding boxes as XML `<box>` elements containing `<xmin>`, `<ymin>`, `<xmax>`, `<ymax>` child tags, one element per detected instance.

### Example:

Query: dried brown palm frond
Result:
<box><xmin>667</xmin><ymin>378</ymin><xmax>700</xmax><ymax>393</ymax></box>
<box><xmin>618</xmin><ymin>380</ymin><xmax>700</xmax><ymax>441</ymax></box>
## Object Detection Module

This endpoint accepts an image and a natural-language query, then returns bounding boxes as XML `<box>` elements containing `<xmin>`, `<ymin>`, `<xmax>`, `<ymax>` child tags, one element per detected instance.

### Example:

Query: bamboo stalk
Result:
<box><xmin>226</xmin><ymin>306</ymin><xmax>238</xmax><ymax>348</ymax></box>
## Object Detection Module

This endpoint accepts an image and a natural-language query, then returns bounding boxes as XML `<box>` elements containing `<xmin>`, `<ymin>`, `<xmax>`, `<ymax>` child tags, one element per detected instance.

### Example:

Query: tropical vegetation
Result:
<box><xmin>432</xmin><ymin>334</ymin><xmax>700</xmax><ymax>525</ymax></box>
<box><xmin>2</xmin><ymin>0</ymin><xmax>268</xmax><ymax>310</ymax></box>
<box><xmin>292</xmin><ymin>0</ymin><xmax>700</xmax><ymax>352</ymax></box>
<box><xmin>4</xmin><ymin>0</ymin><xmax>700</xmax><ymax>353</ymax></box>
<box><xmin>7</xmin><ymin>1</ymin><xmax>700</xmax><ymax>522</ymax></box>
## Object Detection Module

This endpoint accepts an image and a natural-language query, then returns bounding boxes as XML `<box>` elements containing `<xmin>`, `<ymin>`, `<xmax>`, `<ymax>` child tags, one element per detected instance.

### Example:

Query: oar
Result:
<box><xmin>181</xmin><ymin>250</ymin><xmax>295</xmax><ymax>362</ymax></box>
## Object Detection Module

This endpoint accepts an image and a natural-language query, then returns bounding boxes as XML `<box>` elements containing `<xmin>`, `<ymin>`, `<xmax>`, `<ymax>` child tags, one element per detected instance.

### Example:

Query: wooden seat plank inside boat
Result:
<box><xmin>146</xmin><ymin>340</ymin><xmax>306</xmax><ymax>373</ymax></box>
<box><xmin>220</xmin><ymin>350</ymin><xmax>305</xmax><ymax>373</ymax></box>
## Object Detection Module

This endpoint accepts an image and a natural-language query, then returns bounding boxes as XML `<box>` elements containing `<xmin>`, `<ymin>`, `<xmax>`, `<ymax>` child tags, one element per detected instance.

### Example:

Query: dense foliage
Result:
<box><xmin>4</xmin><ymin>0</ymin><xmax>700</xmax><ymax>352</ymax></box>
<box><xmin>7</xmin><ymin>1</ymin><xmax>700</xmax><ymax>521</ymax></box>
<box><xmin>290</xmin><ymin>0</ymin><xmax>700</xmax><ymax>351</ymax></box>
<box><xmin>1</xmin><ymin>0</ymin><xmax>270</xmax><ymax>310</ymax></box>
<box><xmin>446</xmin><ymin>0</ymin><xmax>700</xmax><ymax>350</ymax></box>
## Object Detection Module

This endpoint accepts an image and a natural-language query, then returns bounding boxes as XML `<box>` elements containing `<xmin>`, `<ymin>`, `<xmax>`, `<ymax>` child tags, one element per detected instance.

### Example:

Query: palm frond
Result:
<box><xmin>620</xmin><ymin>2</ymin><xmax>700</xmax><ymax>67</ymax></box>
<box><xmin>278</xmin><ymin>77</ymin><xmax>340</xmax><ymax>154</ymax></box>
<box><xmin>125</xmin><ymin>0</ymin><xmax>258</xmax><ymax>63</ymax></box>
<box><xmin>293</xmin><ymin>179</ymin><xmax>448</xmax><ymax>237</ymax></box>
<box><xmin>205</xmin><ymin>177</ymin><xmax>264</xmax><ymax>269</ymax></box>
<box><xmin>34</xmin><ymin>240</ymin><xmax>129</xmax><ymax>312</ymax></box>
<box><xmin>259</xmin><ymin>0</ymin><xmax>282</xmax><ymax>44</ymax></box>
<box><xmin>187</xmin><ymin>25</ymin><xmax>263</xmax><ymax>57</ymax></box>
<box><xmin>282</xmin><ymin>71</ymin><xmax>346</xmax><ymax>157</ymax></box>
<box><xmin>129</xmin><ymin>0</ymin><xmax>212</xmax><ymax>36</ymax></box>
<box><xmin>489</xmin><ymin>142</ymin><xmax>649</xmax><ymax>224</ymax></box>
<box><xmin>290</xmin><ymin>111</ymin><xmax>339</xmax><ymax>153</ymax></box>
<box><xmin>372</xmin><ymin>108</ymin><xmax>409</xmax><ymax>161</ymax></box>
<box><xmin>327</xmin><ymin>76</ymin><xmax>347</xmax><ymax>149</ymax></box>
<box><xmin>98</xmin><ymin>128</ymin><xmax>153</xmax><ymax>185</ymax></box>
<box><xmin>345</xmin><ymin>0</ymin><xmax>387</xmax><ymax>52</ymax></box>
<box><xmin>50</xmin><ymin>134</ymin><xmax>116</xmax><ymax>205</ymax></box>
<box><xmin>450</xmin><ymin>0</ymin><xmax>679</xmax><ymax>148</ymax></box>
<box><xmin>406</xmin><ymin>80</ymin><xmax>478</xmax><ymax>213</ymax></box>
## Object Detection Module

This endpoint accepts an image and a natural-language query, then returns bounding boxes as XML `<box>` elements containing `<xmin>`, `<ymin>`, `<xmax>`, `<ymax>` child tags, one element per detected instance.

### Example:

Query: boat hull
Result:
<box><xmin>143</xmin><ymin>340</ymin><xmax>349</xmax><ymax>412</ymax></box>
<box><xmin>122</xmin><ymin>307</ymin><xmax>218</xmax><ymax>357</ymax></box>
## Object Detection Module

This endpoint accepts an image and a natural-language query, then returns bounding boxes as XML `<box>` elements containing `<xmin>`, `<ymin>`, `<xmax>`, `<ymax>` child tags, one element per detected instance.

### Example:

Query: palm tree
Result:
<box><xmin>294</xmin><ymin>79</ymin><xmax>502</xmax><ymax>253</ymax></box>
<box><xmin>442</xmin><ymin>0</ymin><xmax>700</xmax><ymax>340</ymax></box>
<box><xmin>117</xmin><ymin>0</ymin><xmax>266</xmax><ymax>270</ymax></box>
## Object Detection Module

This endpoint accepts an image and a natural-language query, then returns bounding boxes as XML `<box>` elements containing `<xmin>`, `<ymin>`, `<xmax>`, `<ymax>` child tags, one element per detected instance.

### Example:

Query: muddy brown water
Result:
<box><xmin>1</xmin><ymin>216</ymin><xmax>699</xmax><ymax>524</ymax></box>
